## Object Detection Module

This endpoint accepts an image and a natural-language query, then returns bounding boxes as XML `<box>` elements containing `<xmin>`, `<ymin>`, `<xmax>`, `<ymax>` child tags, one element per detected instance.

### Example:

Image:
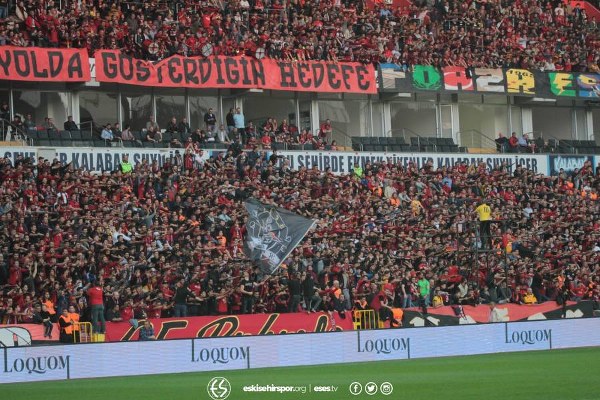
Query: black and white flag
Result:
<box><xmin>244</xmin><ymin>198</ymin><xmax>316</xmax><ymax>274</ymax></box>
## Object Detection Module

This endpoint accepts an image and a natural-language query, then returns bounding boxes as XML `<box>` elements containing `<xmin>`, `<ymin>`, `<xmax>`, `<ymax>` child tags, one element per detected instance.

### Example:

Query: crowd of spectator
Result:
<box><xmin>129</xmin><ymin>114</ymin><xmax>333</xmax><ymax>151</ymax></box>
<box><xmin>1</xmin><ymin>143</ymin><xmax>599</xmax><ymax>330</ymax></box>
<box><xmin>1</xmin><ymin>99</ymin><xmax>339</xmax><ymax>149</ymax></box>
<box><xmin>0</xmin><ymin>0</ymin><xmax>598</xmax><ymax>70</ymax></box>
<box><xmin>99</xmin><ymin>110</ymin><xmax>338</xmax><ymax>149</ymax></box>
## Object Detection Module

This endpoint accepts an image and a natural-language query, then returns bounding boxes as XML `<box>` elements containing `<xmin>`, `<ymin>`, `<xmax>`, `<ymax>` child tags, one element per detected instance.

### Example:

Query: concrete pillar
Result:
<box><xmin>572</xmin><ymin>109</ymin><xmax>577</xmax><ymax>140</ymax></box>
<box><xmin>294</xmin><ymin>95</ymin><xmax>301</xmax><ymax>129</ymax></box>
<box><xmin>117</xmin><ymin>91</ymin><xmax>123</xmax><ymax>129</ymax></box>
<box><xmin>310</xmin><ymin>99</ymin><xmax>319</xmax><ymax>134</ymax></box>
<box><xmin>586</xmin><ymin>110</ymin><xmax>594</xmax><ymax>140</ymax></box>
<box><xmin>8</xmin><ymin>85</ymin><xmax>14</xmax><ymax>121</ymax></box>
<box><xmin>151</xmin><ymin>89</ymin><xmax>157</xmax><ymax>120</ymax></box>
<box><xmin>368</xmin><ymin>96</ymin><xmax>374</xmax><ymax>137</ymax></box>
<box><xmin>71</xmin><ymin>92</ymin><xmax>80</xmax><ymax>124</ymax></box>
<box><xmin>185</xmin><ymin>88</ymin><xmax>191</xmax><ymax>125</ymax></box>
<box><xmin>382</xmin><ymin>101</ymin><xmax>391</xmax><ymax>137</ymax></box>
<box><xmin>451</xmin><ymin>103</ymin><xmax>460</xmax><ymax>145</ymax></box>
<box><xmin>521</xmin><ymin>107</ymin><xmax>533</xmax><ymax>137</ymax></box>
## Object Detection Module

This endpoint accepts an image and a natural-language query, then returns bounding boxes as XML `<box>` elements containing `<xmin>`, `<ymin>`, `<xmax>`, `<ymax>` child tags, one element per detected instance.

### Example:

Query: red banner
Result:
<box><xmin>406</xmin><ymin>301</ymin><xmax>581</xmax><ymax>324</ymax></box>
<box><xmin>0</xmin><ymin>46</ymin><xmax>90</xmax><ymax>82</ymax></box>
<box><xmin>104</xmin><ymin>312</ymin><xmax>354</xmax><ymax>342</ymax></box>
<box><xmin>94</xmin><ymin>50</ymin><xmax>377</xmax><ymax>94</ymax></box>
<box><xmin>8</xmin><ymin>302</ymin><xmax>592</xmax><ymax>343</ymax></box>
<box><xmin>4</xmin><ymin>324</ymin><xmax>58</xmax><ymax>342</ymax></box>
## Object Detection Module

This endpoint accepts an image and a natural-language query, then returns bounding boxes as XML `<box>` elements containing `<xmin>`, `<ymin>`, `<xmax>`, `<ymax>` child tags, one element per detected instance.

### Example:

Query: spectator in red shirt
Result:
<box><xmin>85</xmin><ymin>280</ymin><xmax>105</xmax><ymax>334</ymax></box>
<box><xmin>120</xmin><ymin>299</ymin><xmax>135</xmax><ymax>323</ymax></box>
<box><xmin>261</xmin><ymin>133</ymin><xmax>272</xmax><ymax>149</ymax></box>
<box><xmin>508</xmin><ymin>132</ymin><xmax>519</xmax><ymax>153</ymax></box>
<box><xmin>319</xmin><ymin>119</ymin><xmax>333</xmax><ymax>140</ymax></box>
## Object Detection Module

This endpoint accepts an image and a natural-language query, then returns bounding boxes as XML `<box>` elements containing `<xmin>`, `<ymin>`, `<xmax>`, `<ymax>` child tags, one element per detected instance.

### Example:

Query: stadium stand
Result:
<box><xmin>0</xmin><ymin>0</ymin><xmax>597</xmax><ymax>71</ymax></box>
<box><xmin>0</xmin><ymin>0</ymin><xmax>599</xmax><ymax>336</ymax></box>
<box><xmin>0</xmin><ymin>148</ymin><xmax>599</xmax><ymax>327</ymax></box>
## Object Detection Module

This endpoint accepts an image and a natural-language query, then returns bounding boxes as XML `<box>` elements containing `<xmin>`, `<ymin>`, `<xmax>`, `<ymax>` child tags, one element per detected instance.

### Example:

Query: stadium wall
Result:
<box><xmin>4</xmin><ymin>146</ymin><xmax>596</xmax><ymax>176</ymax></box>
<box><xmin>2</xmin><ymin>318</ymin><xmax>599</xmax><ymax>384</ymax></box>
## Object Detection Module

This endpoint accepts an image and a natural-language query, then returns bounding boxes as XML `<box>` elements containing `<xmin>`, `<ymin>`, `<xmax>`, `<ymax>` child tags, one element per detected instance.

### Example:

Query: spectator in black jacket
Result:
<box><xmin>177</xmin><ymin>117</ymin><xmax>191</xmax><ymax>136</ymax></box>
<box><xmin>165</xmin><ymin>117</ymin><xmax>178</xmax><ymax>134</ymax></box>
<box><xmin>0</xmin><ymin>102</ymin><xmax>9</xmax><ymax>121</ymax></box>
<box><xmin>173</xmin><ymin>279</ymin><xmax>203</xmax><ymax>317</ymax></box>
<box><xmin>287</xmin><ymin>273</ymin><xmax>302</xmax><ymax>313</ymax></box>
<box><xmin>40</xmin><ymin>304</ymin><xmax>53</xmax><ymax>338</ymax></box>
<box><xmin>226</xmin><ymin>108</ymin><xmax>235</xmax><ymax>133</ymax></box>
<box><xmin>302</xmin><ymin>271</ymin><xmax>321</xmax><ymax>313</ymax></box>
<box><xmin>23</xmin><ymin>114</ymin><xmax>36</xmax><ymax>132</ymax></box>
<box><xmin>204</xmin><ymin>108</ymin><xmax>217</xmax><ymax>132</ymax></box>
<box><xmin>64</xmin><ymin>116</ymin><xmax>78</xmax><ymax>131</ymax></box>
<box><xmin>495</xmin><ymin>132</ymin><xmax>508</xmax><ymax>153</ymax></box>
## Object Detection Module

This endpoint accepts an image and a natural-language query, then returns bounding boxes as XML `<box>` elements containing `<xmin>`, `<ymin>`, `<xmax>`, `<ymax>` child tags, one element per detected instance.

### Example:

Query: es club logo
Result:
<box><xmin>207</xmin><ymin>377</ymin><xmax>232</xmax><ymax>400</ymax></box>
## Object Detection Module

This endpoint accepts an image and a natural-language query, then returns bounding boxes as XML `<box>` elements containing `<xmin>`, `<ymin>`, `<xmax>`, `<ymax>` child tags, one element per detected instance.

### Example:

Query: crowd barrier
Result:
<box><xmin>1</xmin><ymin>146</ymin><xmax>596</xmax><ymax>176</ymax></box>
<box><xmin>1</xmin><ymin>318</ymin><xmax>599</xmax><ymax>384</ymax></box>
<box><xmin>2</xmin><ymin>301</ymin><xmax>590</xmax><ymax>345</ymax></box>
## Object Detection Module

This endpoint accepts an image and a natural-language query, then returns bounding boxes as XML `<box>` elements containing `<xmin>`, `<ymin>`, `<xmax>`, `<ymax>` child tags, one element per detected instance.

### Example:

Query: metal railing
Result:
<box><xmin>385</xmin><ymin>128</ymin><xmax>410</xmax><ymax>143</ymax></box>
<box><xmin>387</xmin><ymin>128</ymin><xmax>428</xmax><ymax>144</ymax></box>
<box><xmin>386</xmin><ymin>128</ymin><xmax>445</xmax><ymax>151</ymax></box>
<box><xmin>0</xmin><ymin>118</ymin><xmax>34</xmax><ymax>145</ymax></box>
<box><xmin>353</xmin><ymin>308</ymin><xmax>403</xmax><ymax>330</ymax></box>
<box><xmin>457</xmin><ymin>129</ymin><xmax>497</xmax><ymax>151</ymax></box>
<box><xmin>522</xmin><ymin>131</ymin><xmax>544</xmax><ymax>153</ymax></box>
<box><xmin>74</xmin><ymin>322</ymin><xmax>93</xmax><ymax>343</ymax></box>
<box><xmin>79</xmin><ymin>120</ymin><xmax>97</xmax><ymax>138</ymax></box>
<box><xmin>329</xmin><ymin>126</ymin><xmax>354</xmax><ymax>149</ymax></box>
<box><xmin>532</xmin><ymin>130</ymin><xmax>581</xmax><ymax>154</ymax></box>
<box><xmin>524</xmin><ymin>130</ymin><xmax>544</xmax><ymax>140</ymax></box>
<box><xmin>546</xmin><ymin>135</ymin><xmax>577</xmax><ymax>154</ymax></box>
<box><xmin>353</xmin><ymin>309</ymin><xmax>382</xmax><ymax>330</ymax></box>
<box><xmin>346</xmin><ymin>128</ymin><xmax>458</xmax><ymax>152</ymax></box>
<box><xmin>399</xmin><ymin>128</ymin><xmax>432</xmax><ymax>149</ymax></box>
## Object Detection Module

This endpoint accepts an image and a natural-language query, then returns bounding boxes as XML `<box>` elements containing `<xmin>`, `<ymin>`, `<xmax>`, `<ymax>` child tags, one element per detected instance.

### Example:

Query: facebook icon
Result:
<box><xmin>349</xmin><ymin>382</ymin><xmax>363</xmax><ymax>395</ymax></box>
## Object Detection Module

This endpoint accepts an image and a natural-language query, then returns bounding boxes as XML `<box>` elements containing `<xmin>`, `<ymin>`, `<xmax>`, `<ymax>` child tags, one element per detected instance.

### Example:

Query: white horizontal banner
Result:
<box><xmin>0</xmin><ymin>146</ymin><xmax>183</xmax><ymax>173</ymax></box>
<box><xmin>1</xmin><ymin>318</ymin><xmax>599</xmax><ymax>384</ymax></box>
<box><xmin>277</xmin><ymin>151</ymin><xmax>550</xmax><ymax>175</ymax></box>
<box><xmin>0</xmin><ymin>146</ymin><xmax>554</xmax><ymax>175</ymax></box>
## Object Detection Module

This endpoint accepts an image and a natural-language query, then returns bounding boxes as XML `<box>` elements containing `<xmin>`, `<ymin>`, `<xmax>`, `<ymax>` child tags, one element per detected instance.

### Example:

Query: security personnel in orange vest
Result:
<box><xmin>58</xmin><ymin>308</ymin><xmax>73</xmax><ymax>343</ymax></box>
<box><xmin>581</xmin><ymin>189</ymin><xmax>599</xmax><ymax>200</ymax></box>
<box><xmin>391</xmin><ymin>308</ymin><xmax>404</xmax><ymax>326</ymax></box>
<box><xmin>68</xmin><ymin>305</ymin><xmax>80</xmax><ymax>343</ymax></box>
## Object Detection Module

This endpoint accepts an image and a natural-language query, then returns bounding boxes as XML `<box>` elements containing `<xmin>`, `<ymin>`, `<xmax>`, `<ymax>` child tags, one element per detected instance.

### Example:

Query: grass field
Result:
<box><xmin>4</xmin><ymin>347</ymin><xmax>600</xmax><ymax>400</ymax></box>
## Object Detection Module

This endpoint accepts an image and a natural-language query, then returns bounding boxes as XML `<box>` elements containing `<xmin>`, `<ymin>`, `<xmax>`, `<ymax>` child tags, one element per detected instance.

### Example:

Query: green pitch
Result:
<box><xmin>5</xmin><ymin>347</ymin><xmax>600</xmax><ymax>400</ymax></box>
